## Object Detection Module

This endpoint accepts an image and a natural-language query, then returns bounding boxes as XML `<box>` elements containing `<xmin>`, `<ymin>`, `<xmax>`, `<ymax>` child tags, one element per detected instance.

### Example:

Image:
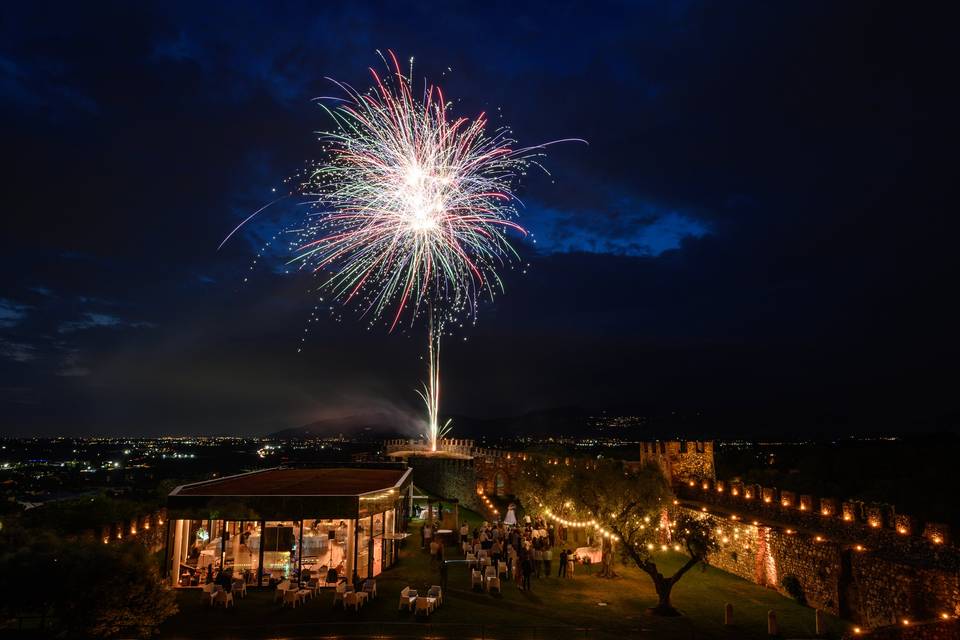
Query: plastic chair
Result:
<box><xmin>282</xmin><ymin>588</ymin><xmax>300</xmax><ymax>608</ymax></box>
<box><xmin>398</xmin><ymin>587</ymin><xmax>417</xmax><ymax>611</ymax></box>
<box><xmin>333</xmin><ymin>581</ymin><xmax>348</xmax><ymax>608</ymax></box>
<box><xmin>415</xmin><ymin>596</ymin><xmax>433</xmax><ymax>616</ymax></box>
<box><xmin>471</xmin><ymin>569</ymin><xmax>483</xmax><ymax>590</ymax></box>
<box><xmin>215</xmin><ymin>590</ymin><xmax>234</xmax><ymax>608</ymax></box>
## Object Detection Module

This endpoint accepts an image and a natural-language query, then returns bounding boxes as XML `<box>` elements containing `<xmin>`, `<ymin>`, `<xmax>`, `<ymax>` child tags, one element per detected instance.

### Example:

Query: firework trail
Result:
<box><xmin>232</xmin><ymin>50</ymin><xmax>582</xmax><ymax>450</ymax></box>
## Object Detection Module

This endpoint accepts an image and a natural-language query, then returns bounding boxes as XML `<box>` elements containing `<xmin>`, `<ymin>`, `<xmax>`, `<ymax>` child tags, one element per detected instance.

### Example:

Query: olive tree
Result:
<box><xmin>516</xmin><ymin>457</ymin><xmax>716</xmax><ymax>615</ymax></box>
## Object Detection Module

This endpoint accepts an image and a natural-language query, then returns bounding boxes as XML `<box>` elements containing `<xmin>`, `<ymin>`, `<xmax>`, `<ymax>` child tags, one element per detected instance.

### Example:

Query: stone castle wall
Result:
<box><xmin>692</xmin><ymin>509</ymin><xmax>844</xmax><ymax>614</ymax></box>
<box><xmin>677</xmin><ymin>483</ymin><xmax>960</xmax><ymax>627</ymax></box>
<box><xmin>639</xmin><ymin>440</ymin><xmax>715</xmax><ymax>484</ymax></box>
<box><xmin>849</xmin><ymin>552</ymin><xmax>960</xmax><ymax>629</ymax></box>
<box><xmin>401</xmin><ymin>456</ymin><xmax>482</xmax><ymax>512</ymax></box>
<box><xmin>385</xmin><ymin>439</ymin><xmax>525</xmax><ymax>507</ymax></box>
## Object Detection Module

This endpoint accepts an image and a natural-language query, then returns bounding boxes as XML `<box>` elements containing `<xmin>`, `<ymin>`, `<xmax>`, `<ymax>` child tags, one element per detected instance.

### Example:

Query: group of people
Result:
<box><xmin>449</xmin><ymin>516</ymin><xmax>584</xmax><ymax>592</ymax></box>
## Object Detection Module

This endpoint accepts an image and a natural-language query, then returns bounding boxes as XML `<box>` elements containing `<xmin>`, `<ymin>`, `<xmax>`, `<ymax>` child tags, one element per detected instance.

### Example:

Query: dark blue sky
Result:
<box><xmin>1</xmin><ymin>1</ymin><xmax>956</xmax><ymax>436</ymax></box>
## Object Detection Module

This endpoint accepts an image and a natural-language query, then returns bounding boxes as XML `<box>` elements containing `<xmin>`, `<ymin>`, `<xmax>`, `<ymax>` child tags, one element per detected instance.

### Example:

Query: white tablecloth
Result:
<box><xmin>573</xmin><ymin>546</ymin><xmax>602</xmax><ymax>564</ymax></box>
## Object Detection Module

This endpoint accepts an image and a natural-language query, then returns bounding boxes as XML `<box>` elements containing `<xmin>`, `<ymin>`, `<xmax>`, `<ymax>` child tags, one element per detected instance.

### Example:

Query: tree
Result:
<box><xmin>0</xmin><ymin>526</ymin><xmax>178</xmax><ymax>637</ymax></box>
<box><xmin>515</xmin><ymin>457</ymin><xmax>717</xmax><ymax>615</ymax></box>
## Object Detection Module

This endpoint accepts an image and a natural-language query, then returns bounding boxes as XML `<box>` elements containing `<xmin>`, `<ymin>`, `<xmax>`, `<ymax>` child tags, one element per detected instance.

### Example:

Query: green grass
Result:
<box><xmin>159</xmin><ymin>522</ymin><xmax>853</xmax><ymax>639</ymax></box>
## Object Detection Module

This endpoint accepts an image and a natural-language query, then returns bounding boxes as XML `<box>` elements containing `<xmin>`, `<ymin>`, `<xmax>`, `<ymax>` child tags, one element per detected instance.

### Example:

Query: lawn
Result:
<box><xmin>158</xmin><ymin>521</ymin><xmax>853</xmax><ymax>639</ymax></box>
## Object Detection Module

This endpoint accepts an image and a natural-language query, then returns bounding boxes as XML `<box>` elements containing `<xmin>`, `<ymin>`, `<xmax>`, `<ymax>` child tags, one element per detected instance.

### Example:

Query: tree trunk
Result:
<box><xmin>597</xmin><ymin>536</ymin><xmax>618</xmax><ymax>578</ymax></box>
<box><xmin>650</xmin><ymin>575</ymin><xmax>680</xmax><ymax>616</ymax></box>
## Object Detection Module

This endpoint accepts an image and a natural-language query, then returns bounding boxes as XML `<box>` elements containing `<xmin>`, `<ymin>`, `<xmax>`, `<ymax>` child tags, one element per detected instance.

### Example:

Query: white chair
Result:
<box><xmin>214</xmin><ymin>590</ymin><xmax>234</xmax><ymax>608</ymax></box>
<box><xmin>333</xmin><ymin>581</ymin><xmax>348</xmax><ymax>608</ymax></box>
<box><xmin>344</xmin><ymin>591</ymin><xmax>362</xmax><ymax>612</ymax></box>
<box><xmin>232</xmin><ymin>579</ymin><xmax>247</xmax><ymax>599</ymax></box>
<box><xmin>398</xmin><ymin>587</ymin><xmax>417</xmax><ymax>611</ymax></box>
<box><xmin>462</xmin><ymin>541</ymin><xmax>471</xmax><ymax>555</ymax></box>
<box><xmin>282</xmin><ymin>588</ymin><xmax>300</xmax><ymax>608</ymax></box>
<box><xmin>465</xmin><ymin>552</ymin><xmax>477</xmax><ymax>568</ymax></box>
<box><xmin>427</xmin><ymin>585</ymin><xmax>443</xmax><ymax>606</ymax></box>
<box><xmin>497</xmin><ymin>561</ymin><xmax>508</xmax><ymax>578</ymax></box>
<box><xmin>362</xmin><ymin>579</ymin><xmax>377</xmax><ymax>600</ymax></box>
<box><xmin>200</xmin><ymin>583</ymin><xmax>217</xmax><ymax>606</ymax></box>
<box><xmin>471</xmin><ymin>569</ymin><xmax>483</xmax><ymax>590</ymax></box>
<box><xmin>415</xmin><ymin>596</ymin><xmax>434</xmax><ymax>616</ymax></box>
<box><xmin>274</xmin><ymin>580</ymin><xmax>291</xmax><ymax>602</ymax></box>
<box><xmin>487</xmin><ymin>576</ymin><xmax>501</xmax><ymax>593</ymax></box>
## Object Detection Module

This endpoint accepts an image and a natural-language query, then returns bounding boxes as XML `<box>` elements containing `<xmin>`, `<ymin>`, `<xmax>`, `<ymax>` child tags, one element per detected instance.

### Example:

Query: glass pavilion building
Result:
<box><xmin>164</xmin><ymin>463</ymin><xmax>412</xmax><ymax>588</ymax></box>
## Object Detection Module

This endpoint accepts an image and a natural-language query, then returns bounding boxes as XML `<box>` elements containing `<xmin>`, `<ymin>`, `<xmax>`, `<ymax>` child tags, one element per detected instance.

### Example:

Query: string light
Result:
<box><xmin>541</xmin><ymin>506</ymin><xmax>617</xmax><ymax>540</ymax></box>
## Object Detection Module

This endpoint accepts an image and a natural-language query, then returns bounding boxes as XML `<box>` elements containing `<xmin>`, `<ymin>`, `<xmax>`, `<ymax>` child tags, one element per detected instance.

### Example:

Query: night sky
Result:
<box><xmin>2</xmin><ymin>2</ymin><xmax>957</xmax><ymax>437</ymax></box>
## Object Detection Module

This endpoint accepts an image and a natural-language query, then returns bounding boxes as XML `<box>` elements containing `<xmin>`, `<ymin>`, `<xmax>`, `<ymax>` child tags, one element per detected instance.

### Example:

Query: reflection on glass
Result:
<box><xmin>302</xmin><ymin>519</ymin><xmax>349</xmax><ymax>582</ymax></box>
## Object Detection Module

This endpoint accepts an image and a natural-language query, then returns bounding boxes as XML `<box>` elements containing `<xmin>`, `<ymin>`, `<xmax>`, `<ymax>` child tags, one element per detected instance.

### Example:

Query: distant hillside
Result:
<box><xmin>268</xmin><ymin>406</ymin><xmax>658</xmax><ymax>440</ymax></box>
<box><xmin>446</xmin><ymin>407</ymin><xmax>596</xmax><ymax>438</ymax></box>
<box><xmin>269</xmin><ymin>413</ymin><xmax>408</xmax><ymax>440</ymax></box>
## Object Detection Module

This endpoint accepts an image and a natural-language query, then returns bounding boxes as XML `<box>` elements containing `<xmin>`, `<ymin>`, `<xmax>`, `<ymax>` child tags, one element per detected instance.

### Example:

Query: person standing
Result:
<box><xmin>566</xmin><ymin>550</ymin><xmax>575</xmax><ymax>579</ymax></box>
<box><xmin>558</xmin><ymin>549</ymin><xmax>567</xmax><ymax>578</ymax></box>
<box><xmin>521</xmin><ymin>555</ymin><xmax>533</xmax><ymax>592</ymax></box>
<box><xmin>515</xmin><ymin>551</ymin><xmax>525</xmax><ymax>589</ymax></box>
<box><xmin>532</xmin><ymin>546</ymin><xmax>542</xmax><ymax>578</ymax></box>
<box><xmin>543</xmin><ymin>546</ymin><xmax>552</xmax><ymax>577</ymax></box>
<box><xmin>491</xmin><ymin>539</ymin><xmax>502</xmax><ymax>567</ymax></box>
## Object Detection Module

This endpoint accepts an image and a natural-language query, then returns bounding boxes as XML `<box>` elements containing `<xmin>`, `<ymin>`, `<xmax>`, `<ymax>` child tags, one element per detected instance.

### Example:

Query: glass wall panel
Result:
<box><xmin>356</xmin><ymin>517</ymin><xmax>369</xmax><ymax>579</ymax></box>
<box><xmin>371</xmin><ymin>511</ymin><xmax>384</xmax><ymax>576</ymax></box>
<box><xmin>262</xmin><ymin>520</ymin><xmax>301</xmax><ymax>581</ymax></box>
<box><xmin>302</xmin><ymin>519</ymin><xmax>349</xmax><ymax>582</ymax></box>
<box><xmin>383</xmin><ymin>508</ymin><xmax>396</xmax><ymax>569</ymax></box>
<box><xmin>172</xmin><ymin>519</ymin><xmax>223</xmax><ymax>587</ymax></box>
<box><xmin>222</xmin><ymin>521</ymin><xmax>259</xmax><ymax>585</ymax></box>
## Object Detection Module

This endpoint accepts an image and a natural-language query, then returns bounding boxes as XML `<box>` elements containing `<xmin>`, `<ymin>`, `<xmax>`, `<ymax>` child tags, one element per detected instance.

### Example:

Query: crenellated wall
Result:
<box><xmin>677</xmin><ymin>488</ymin><xmax>960</xmax><ymax>627</ymax></box>
<box><xmin>639</xmin><ymin>440</ymin><xmax>715</xmax><ymax>485</ymax></box>
<box><xmin>678</xmin><ymin>478</ymin><xmax>953</xmax><ymax>553</ymax></box>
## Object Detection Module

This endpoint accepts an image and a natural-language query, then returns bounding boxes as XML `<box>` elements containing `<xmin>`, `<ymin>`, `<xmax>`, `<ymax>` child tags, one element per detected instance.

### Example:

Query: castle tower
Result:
<box><xmin>639</xmin><ymin>440</ymin><xmax>715</xmax><ymax>486</ymax></box>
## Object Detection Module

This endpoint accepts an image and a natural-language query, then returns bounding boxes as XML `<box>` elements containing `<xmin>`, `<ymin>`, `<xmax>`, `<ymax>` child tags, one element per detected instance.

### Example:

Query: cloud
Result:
<box><xmin>522</xmin><ymin>202</ymin><xmax>709</xmax><ymax>257</ymax></box>
<box><xmin>0</xmin><ymin>340</ymin><xmax>35</xmax><ymax>363</ymax></box>
<box><xmin>0</xmin><ymin>299</ymin><xmax>30</xmax><ymax>328</ymax></box>
<box><xmin>57</xmin><ymin>356</ymin><xmax>91</xmax><ymax>377</ymax></box>
<box><xmin>58</xmin><ymin>312</ymin><xmax>156</xmax><ymax>333</ymax></box>
<box><xmin>0</xmin><ymin>53</ymin><xmax>98</xmax><ymax>117</ymax></box>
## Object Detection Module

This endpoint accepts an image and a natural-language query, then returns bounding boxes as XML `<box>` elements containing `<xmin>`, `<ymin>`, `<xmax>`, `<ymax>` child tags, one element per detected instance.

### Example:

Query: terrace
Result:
<box><xmin>159</xmin><ymin>518</ymin><xmax>848</xmax><ymax>639</ymax></box>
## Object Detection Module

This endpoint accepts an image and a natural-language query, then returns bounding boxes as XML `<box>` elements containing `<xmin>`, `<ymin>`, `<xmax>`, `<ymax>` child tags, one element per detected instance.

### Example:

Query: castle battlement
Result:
<box><xmin>678</xmin><ymin>477</ymin><xmax>952</xmax><ymax>549</ymax></box>
<box><xmin>638</xmin><ymin>440</ymin><xmax>716</xmax><ymax>485</ymax></box>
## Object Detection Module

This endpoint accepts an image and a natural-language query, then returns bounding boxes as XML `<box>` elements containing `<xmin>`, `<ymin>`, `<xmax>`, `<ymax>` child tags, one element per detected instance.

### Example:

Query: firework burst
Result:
<box><xmin>230</xmin><ymin>50</ymin><xmax>581</xmax><ymax>450</ymax></box>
